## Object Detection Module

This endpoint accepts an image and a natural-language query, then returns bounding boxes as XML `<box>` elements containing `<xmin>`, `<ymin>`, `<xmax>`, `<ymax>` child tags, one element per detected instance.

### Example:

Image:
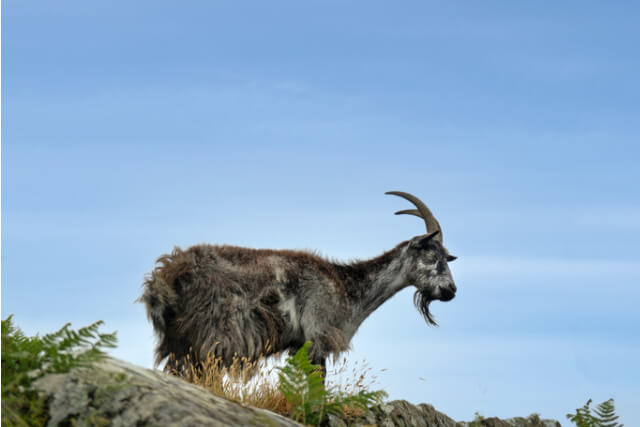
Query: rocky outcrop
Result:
<box><xmin>32</xmin><ymin>356</ymin><xmax>561</xmax><ymax>427</ymax></box>
<box><xmin>327</xmin><ymin>400</ymin><xmax>459</xmax><ymax>427</ymax></box>
<box><xmin>457</xmin><ymin>414</ymin><xmax>561</xmax><ymax>427</ymax></box>
<box><xmin>328</xmin><ymin>400</ymin><xmax>560</xmax><ymax>427</ymax></box>
<box><xmin>33</xmin><ymin>356</ymin><xmax>301</xmax><ymax>427</ymax></box>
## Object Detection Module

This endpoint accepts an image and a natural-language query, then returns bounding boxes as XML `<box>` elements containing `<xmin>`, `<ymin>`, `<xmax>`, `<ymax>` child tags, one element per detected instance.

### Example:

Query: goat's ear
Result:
<box><xmin>425</xmin><ymin>230</ymin><xmax>441</xmax><ymax>241</ymax></box>
<box><xmin>413</xmin><ymin>230</ymin><xmax>440</xmax><ymax>248</ymax></box>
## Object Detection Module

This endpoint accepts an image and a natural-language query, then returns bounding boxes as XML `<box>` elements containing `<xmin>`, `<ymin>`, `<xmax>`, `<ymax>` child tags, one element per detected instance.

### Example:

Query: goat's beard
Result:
<box><xmin>414</xmin><ymin>289</ymin><xmax>438</xmax><ymax>326</ymax></box>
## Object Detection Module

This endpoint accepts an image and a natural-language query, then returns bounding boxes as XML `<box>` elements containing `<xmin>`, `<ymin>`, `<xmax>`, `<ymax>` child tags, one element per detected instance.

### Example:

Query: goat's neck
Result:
<box><xmin>338</xmin><ymin>243</ymin><xmax>410</xmax><ymax>328</ymax></box>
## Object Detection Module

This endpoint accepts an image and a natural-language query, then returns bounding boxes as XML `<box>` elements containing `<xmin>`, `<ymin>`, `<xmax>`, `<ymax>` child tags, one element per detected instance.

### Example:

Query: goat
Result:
<box><xmin>139</xmin><ymin>191</ymin><xmax>457</xmax><ymax>374</ymax></box>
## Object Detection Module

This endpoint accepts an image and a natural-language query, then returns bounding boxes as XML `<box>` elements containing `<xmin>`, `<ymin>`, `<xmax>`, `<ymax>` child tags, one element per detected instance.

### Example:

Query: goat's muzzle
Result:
<box><xmin>439</xmin><ymin>286</ymin><xmax>456</xmax><ymax>302</ymax></box>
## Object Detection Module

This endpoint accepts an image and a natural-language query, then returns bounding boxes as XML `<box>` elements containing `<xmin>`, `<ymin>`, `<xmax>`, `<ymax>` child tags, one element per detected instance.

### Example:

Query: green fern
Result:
<box><xmin>277</xmin><ymin>341</ymin><xmax>386</xmax><ymax>426</ymax></box>
<box><xmin>594</xmin><ymin>399</ymin><xmax>623</xmax><ymax>427</ymax></box>
<box><xmin>566</xmin><ymin>398</ymin><xmax>623</xmax><ymax>427</ymax></box>
<box><xmin>1</xmin><ymin>315</ymin><xmax>117</xmax><ymax>427</ymax></box>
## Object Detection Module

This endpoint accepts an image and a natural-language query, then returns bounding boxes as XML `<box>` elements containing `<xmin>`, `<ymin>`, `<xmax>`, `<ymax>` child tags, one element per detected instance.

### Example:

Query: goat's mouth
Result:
<box><xmin>439</xmin><ymin>287</ymin><xmax>456</xmax><ymax>302</ymax></box>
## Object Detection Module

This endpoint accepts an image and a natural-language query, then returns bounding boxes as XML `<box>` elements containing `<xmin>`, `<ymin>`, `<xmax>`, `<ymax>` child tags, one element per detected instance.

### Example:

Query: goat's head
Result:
<box><xmin>386</xmin><ymin>191</ymin><xmax>457</xmax><ymax>325</ymax></box>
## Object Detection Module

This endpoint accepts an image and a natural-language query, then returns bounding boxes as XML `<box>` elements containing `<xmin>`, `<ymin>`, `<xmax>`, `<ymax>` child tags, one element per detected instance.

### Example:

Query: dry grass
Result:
<box><xmin>326</xmin><ymin>356</ymin><xmax>383</xmax><ymax>396</ymax></box>
<box><xmin>168</xmin><ymin>349</ymin><xmax>384</xmax><ymax>420</ymax></box>
<box><xmin>168</xmin><ymin>351</ymin><xmax>292</xmax><ymax>416</ymax></box>
<box><xmin>325</xmin><ymin>356</ymin><xmax>385</xmax><ymax>419</ymax></box>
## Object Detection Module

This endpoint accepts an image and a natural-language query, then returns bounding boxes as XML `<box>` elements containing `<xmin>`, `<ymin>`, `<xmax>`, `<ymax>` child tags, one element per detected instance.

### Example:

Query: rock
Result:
<box><xmin>326</xmin><ymin>400</ymin><xmax>458</xmax><ymax>427</ymax></box>
<box><xmin>33</xmin><ymin>356</ymin><xmax>302</xmax><ymax>427</ymax></box>
<box><xmin>450</xmin><ymin>412</ymin><xmax>560</xmax><ymax>427</ymax></box>
<box><xmin>334</xmin><ymin>401</ymin><xmax>561</xmax><ymax>427</ymax></box>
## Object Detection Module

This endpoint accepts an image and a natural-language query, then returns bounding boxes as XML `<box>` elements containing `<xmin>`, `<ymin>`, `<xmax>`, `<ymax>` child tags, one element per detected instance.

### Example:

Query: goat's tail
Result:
<box><xmin>137</xmin><ymin>246</ymin><xmax>191</xmax><ymax>366</ymax></box>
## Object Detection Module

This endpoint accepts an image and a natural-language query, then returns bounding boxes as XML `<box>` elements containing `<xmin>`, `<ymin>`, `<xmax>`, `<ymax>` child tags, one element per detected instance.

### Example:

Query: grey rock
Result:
<box><xmin>331</xmin><ymin>401</ymin><xmax>561</xmax><ymax>427</ymax></box>
<box><xmin>456</xmin><ymin>412</ymin><xmax>560</xmax><ymax>427</ymax></box>
<box><xmin>327</xmin><ymin>399</ymin><xmax>458</xmax><ymax>427</ymax></box>
<box><xmin>33</xmin><ymin>356</ymin><xmax>302</xmax><ymax>427</ymax></box>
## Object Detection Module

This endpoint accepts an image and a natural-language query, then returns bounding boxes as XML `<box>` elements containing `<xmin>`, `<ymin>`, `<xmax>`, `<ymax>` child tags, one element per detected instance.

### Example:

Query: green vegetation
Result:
<box><xmin>566</xmin><ymin>398</ymin><xmax>623</xmax><ymax>427</ymax></box>
<box><xmin>1</xmin><ymin>315</ymin><xmax>117</xmax><ymax>427</ymax></box>
<box><xmin>178</xmin><ymin>340</ymin><xmax>387</xmax><ymax>424</ymax></box>
<box><xmin>277</xmin><ymin>341</ymin><xmax>387</xmax><ymax>426</ymax></box>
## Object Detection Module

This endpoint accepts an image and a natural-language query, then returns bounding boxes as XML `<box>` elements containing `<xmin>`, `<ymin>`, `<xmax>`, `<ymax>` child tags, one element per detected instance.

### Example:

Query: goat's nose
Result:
<box><xmin>440</xmin><ymin>287</ymin><xmax>455</xmax><ymax>301</ymax></box>
<box><xmin>451</xmin><ymin>283</ymin><xmax>457</xmax><ymax>293</ymax></box>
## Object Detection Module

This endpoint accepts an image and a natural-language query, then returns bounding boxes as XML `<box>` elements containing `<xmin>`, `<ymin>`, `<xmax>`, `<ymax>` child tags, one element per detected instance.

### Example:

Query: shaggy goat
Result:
<box><xmin>139</xmin><ymin>191</ymin><xmax>457</xmax><ymax>373</ymax></box>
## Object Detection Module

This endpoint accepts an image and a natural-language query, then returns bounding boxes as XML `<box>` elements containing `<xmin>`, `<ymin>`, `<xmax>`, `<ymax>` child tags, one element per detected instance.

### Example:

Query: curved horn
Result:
<box><xmin>394</xmin><ymin>209</ymin><xmax>422</xmax><ymax>218</ymax></box>
<box><xmin>385</xmin><ymin>191</ymin><xmax>443</xmax><ymax>242</ymax></box>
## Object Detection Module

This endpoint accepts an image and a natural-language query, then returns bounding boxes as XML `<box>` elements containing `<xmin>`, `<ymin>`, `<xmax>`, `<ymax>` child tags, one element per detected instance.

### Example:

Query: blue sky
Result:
<box><xmin>3</xmin><ymin>1</ymin><xmax>639</xmax><ymax>424</ymax></box>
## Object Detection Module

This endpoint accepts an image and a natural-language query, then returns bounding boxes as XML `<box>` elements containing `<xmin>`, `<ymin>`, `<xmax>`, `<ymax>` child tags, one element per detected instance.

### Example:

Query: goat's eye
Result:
<box><xmin>446</xmin><ymin>255</ymin><xmax>457</xmax><ymax>262</ymax></box>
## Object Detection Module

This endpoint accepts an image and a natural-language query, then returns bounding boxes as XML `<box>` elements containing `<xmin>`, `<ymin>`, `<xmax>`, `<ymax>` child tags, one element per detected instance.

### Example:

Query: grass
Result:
<box><xmin>169</xmin><ymin>350</ymin><xmax>293</xmax><ymax>415</ymax></box>
<box><xmin>169</xmin><ymin>342</ymin><xmax>386</xmax><ymax>425</ymax></box>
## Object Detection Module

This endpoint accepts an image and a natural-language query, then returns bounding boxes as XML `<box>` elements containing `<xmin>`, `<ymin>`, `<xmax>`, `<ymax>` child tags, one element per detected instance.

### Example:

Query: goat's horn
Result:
<box><xmin>385</xmin><ymin>191</ymin><xmax>443</xmax><ymax>242</ymax></box>
<box><xmin>394</xmin><ymin>209</ymin><xmax>422</xmax><ymax>218</ymax></box>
